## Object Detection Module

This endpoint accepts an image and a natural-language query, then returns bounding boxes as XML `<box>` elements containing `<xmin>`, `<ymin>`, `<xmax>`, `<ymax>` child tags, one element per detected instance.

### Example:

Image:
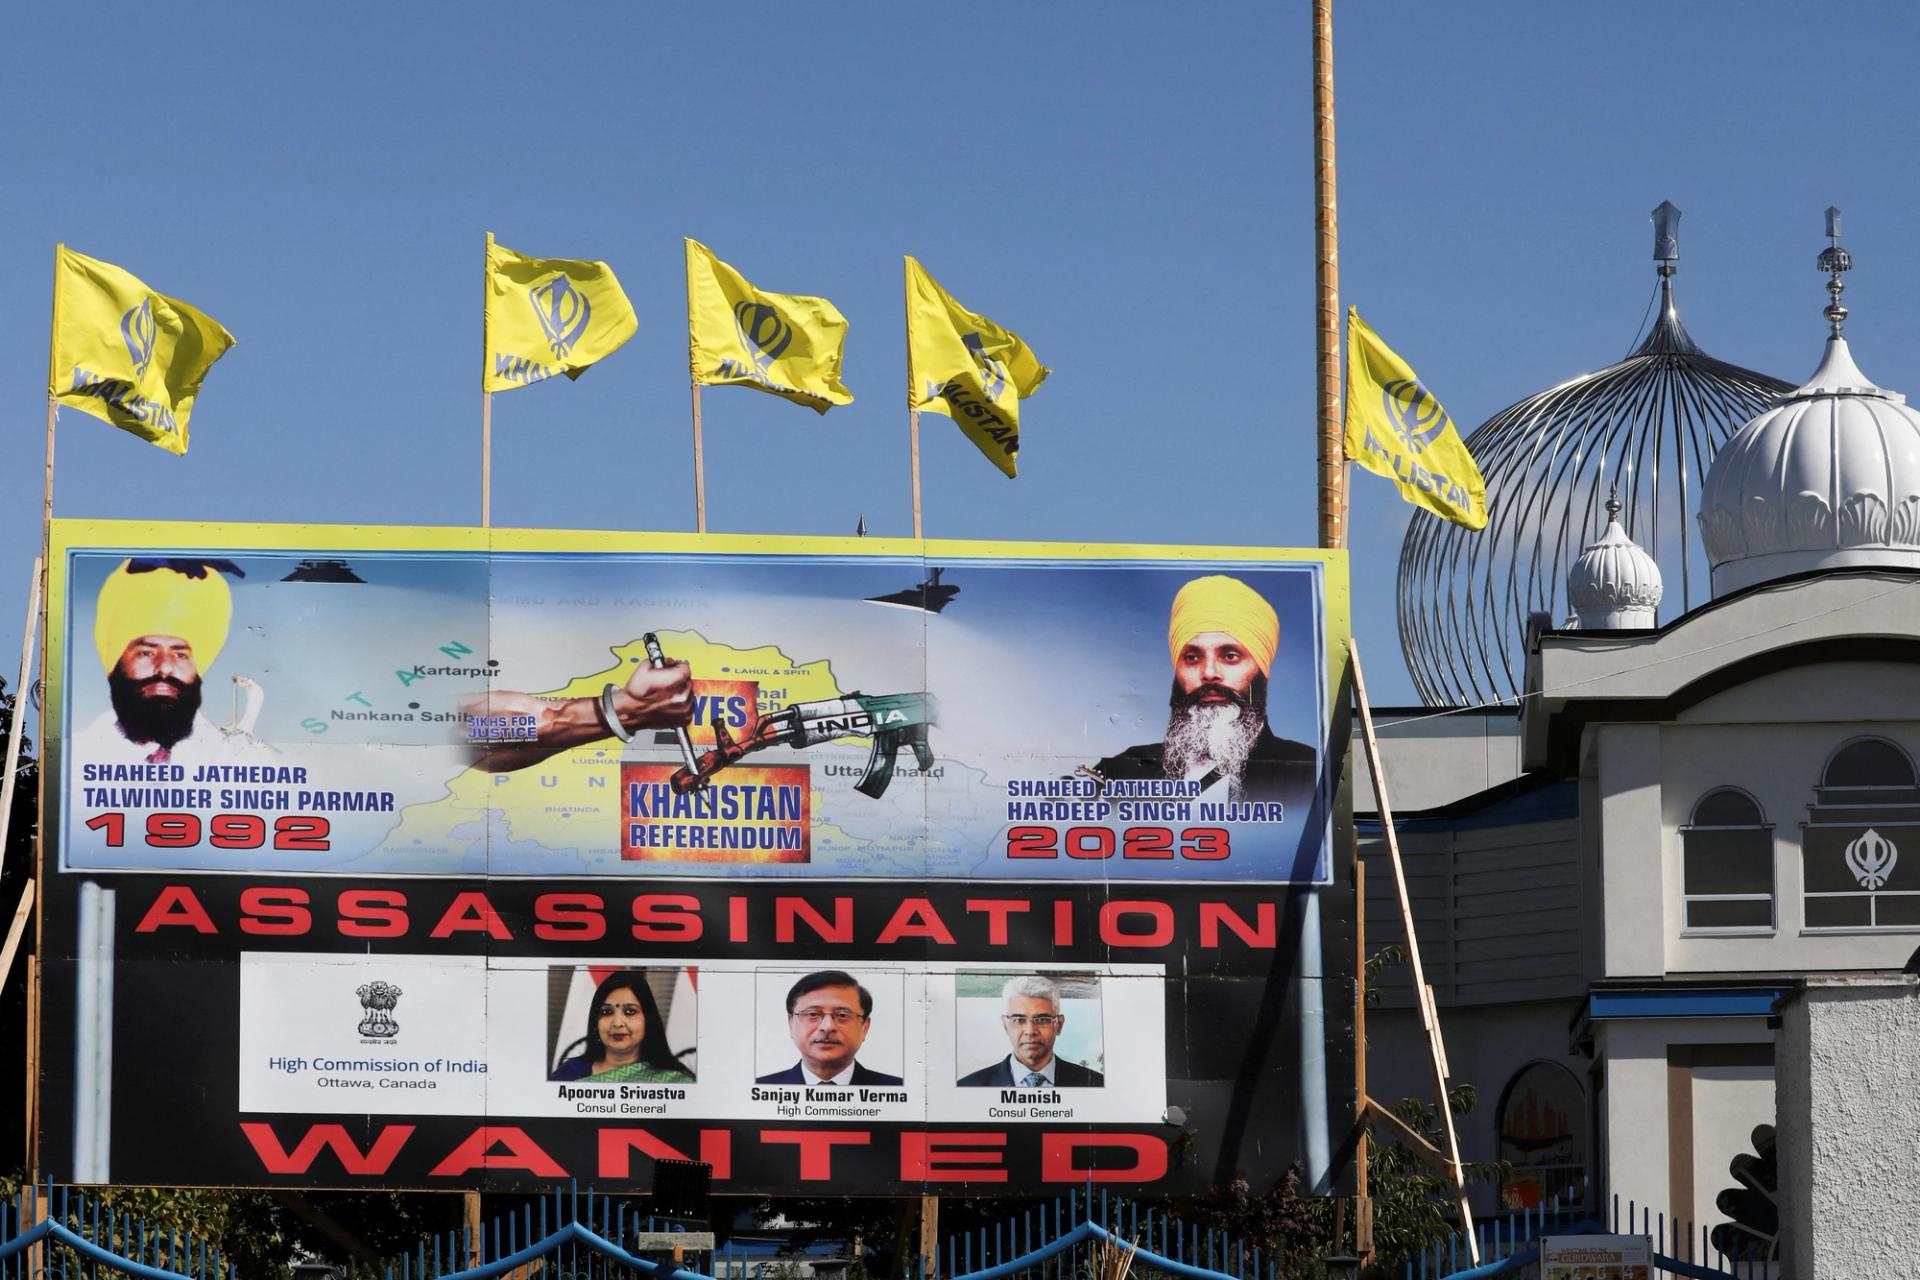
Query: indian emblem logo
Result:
<box><xmin>355</xmin><ymin>980</ymin><xmax>403</xmax><ymax>1039</ymax></box>
<box><xmin>528</xmin><ymin>276</ymin><xmax>591</xmax><ymax>360</ymax></box>
<box><xmin>1379</xmin><ymin>378</ymin><xmax>1449</xmax><ymax>456</ymax></box>
<box><xmin>1845</xmin><ymin>828</ymin><xmax>1898</xmax><ymax>890</ymax></box>
<box><xmin>121</xmin><ymin>298</ymin><xmax>157</xmax><ymax>378</ymax></box>
<box><xmin>962</xmin><ymin>332</ymin><xmax>1009</xmax><ymax>401</ymax></box>
<box><xmin>732</xmin><ymin>301</ymin><xmax>794</xmax><ymax>377</ymax></box>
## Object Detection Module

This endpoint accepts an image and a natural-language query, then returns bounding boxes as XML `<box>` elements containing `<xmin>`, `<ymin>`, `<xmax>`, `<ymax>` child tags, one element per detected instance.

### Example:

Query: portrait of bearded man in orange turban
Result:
<box><xmin>1092</xmin><ymin>574</ymin><xmax>1316</xmax><ymax>811</ymax></box>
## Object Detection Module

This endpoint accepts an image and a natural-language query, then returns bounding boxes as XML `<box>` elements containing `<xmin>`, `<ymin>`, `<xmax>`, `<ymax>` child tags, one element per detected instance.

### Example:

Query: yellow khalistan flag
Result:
<box><xmin>50</xmin><ymin>245</ymin><xmax>235</xmax><ymax>456</ymax></box>
<box><xmin>1345</xmin><ymin>308</ymin><xmax>1487</xmax><ymax>529</ymax></box>
<box><xmin>483</xmin><ymin>234</ymin><xmax>638</xmax><ymax>392</ymax></box>
<box><xmin>905</xmin><ymin>257</ymin><xmax>1049</xmax><ymax>479</ymax></box>
<box><xmin>685</xmin><ymin>239</ymin><xmax>852</xmax><ymax>414</ymax></box>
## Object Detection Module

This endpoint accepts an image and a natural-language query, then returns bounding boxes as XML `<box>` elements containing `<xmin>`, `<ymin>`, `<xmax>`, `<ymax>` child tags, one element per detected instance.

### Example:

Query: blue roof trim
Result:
<box><xmin>1588</xmin><ymin>988</ymin><xmax>1786</xmax><ymax>1020</ymax></box>
<box><xmin>1358</xmin><ymin>777</ymin><xmax>1578</xmax><ymax>833</ymax></box>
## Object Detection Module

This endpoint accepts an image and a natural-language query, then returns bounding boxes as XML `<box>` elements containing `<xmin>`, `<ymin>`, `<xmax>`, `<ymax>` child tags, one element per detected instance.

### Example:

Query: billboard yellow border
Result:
<box><xmin>46</xmin><ymin>517</ymin><xmax>1351</xmax><ymax>721</ymax></box>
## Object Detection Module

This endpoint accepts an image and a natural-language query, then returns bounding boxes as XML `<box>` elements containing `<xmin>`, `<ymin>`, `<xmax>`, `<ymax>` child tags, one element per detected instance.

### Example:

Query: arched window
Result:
<box><xmin>1496</xmin><ymin>1060</ymin><xmax>1586</xmax><ymax>1210</ymax></box>
<box><xmin>1682</xmin><ymin>788</ymin><xmax>1774</xmax><ymax>930</ymax></box>
<box><xmin>1804</xmin><ymin>737</ymin><xmax>1920</xmax><ymax>929</ymax></box>
<box><xmin>1823</xmin><ymin>738</ymin><xmax>1918</xmax><ymax>791</ymax></box>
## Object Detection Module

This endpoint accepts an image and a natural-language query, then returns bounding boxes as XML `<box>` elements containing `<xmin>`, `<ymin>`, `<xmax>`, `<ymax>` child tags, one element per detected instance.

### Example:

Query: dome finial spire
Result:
<box><xmin>1819</xmin><ymin>205</ymin><xmax>1851</xmax><ymax>337</ymax></box>
<box><xmin>1651</xmin><ymin>201</ymin><xmax>1680</xmax><ymax>278</ymax></box>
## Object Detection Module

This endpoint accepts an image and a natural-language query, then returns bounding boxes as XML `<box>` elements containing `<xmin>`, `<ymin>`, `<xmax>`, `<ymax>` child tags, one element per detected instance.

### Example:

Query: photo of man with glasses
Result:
<box><xmin>755</xmin><ymin>970</ymin><xmax>905</xmax><ymax>1086</ymax></box>
<box><xmin>958</xmin><ymin>974</ymin><xmax>1105</xmax><ymax>1087</ymax></box>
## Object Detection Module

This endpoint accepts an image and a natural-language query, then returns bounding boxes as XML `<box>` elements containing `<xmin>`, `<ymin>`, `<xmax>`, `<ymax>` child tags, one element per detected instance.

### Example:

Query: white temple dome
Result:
<box><xmin>1699</xmin><ymin>334</ymin><xmax>1920</xmax><ymax>596</ymax></box>
<box><xmin>1568</xmin><ymin>499</ymin><xmax>1663</xmax><ymax>628</ymax></box>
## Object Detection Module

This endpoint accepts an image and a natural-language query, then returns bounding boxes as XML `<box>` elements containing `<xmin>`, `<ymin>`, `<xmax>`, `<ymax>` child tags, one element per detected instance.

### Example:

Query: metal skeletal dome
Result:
<box><xmin>1397</xmin><ymin>203</ymin><xmax>1794</xmax><ymax>706</ymax></box>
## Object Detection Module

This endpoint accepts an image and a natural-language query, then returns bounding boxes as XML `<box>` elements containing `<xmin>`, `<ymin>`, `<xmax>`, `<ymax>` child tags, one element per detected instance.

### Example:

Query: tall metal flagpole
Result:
<box><xmin>1314</xmin><ymin>0</ymin><xmax>1345</xmax><ymax>549</ymax></box>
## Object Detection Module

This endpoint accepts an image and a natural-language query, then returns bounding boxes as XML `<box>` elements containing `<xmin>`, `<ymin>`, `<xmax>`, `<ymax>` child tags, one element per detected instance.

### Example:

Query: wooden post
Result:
<box><xmin>0</xmin><ymin>558</ymin><xmax>44</xmax><ymax>993</ymax></box>
<box><xmin>24</xmin><ymin>954</ymin><xmax>40</xmax><ymax>1180</ymax></box>
<box><xmin>1349</xmin><ymin>639</ymin><xmax>1477</xmax><ymax>1263</ymax></box>
<box><xmin>481</xmin><ymin>392</ymin><xmax>493</xmax><ymax>528</ymax></box>
<box><xmin>1312</xmin><ymin>0</ymin><xmax>1346</xmax><ymax>550</ymax></box>
<box><xmin>691</xmin><ymin>382</ymin><xmax>708</xmax><ymax>533</ymax></box>
<box><xmin>909</xmin><ymin>409</ymin><xmax>923</xmax><ymax>538</ymax></box>
<box><xmin>918</xmin><ymin>1194</ymin><xmax>938</xmax><ymax>1279</ymax></box>
<box><xmin>464</xmin><ymin>1191</ymin><xmax>483</xmax><ymax>1267</ymax></box>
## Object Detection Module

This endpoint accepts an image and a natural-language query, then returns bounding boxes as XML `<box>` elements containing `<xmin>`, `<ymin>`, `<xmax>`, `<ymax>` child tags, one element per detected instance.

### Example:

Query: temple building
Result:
<box><xmin>1359</xmin><ymin>208</ymin><xmax>1920</xmax><ymax>1265</ymax></box>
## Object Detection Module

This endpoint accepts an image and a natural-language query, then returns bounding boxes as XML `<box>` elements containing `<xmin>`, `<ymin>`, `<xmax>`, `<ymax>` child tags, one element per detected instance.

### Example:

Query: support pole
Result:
<box><xmin>691</xmin><ymin>382</ymin><xmax>708</xmax><ymax>533</ymax></box>
<box><xmin>909</xmin><ymin>409</ymin><xmax>923</xmax><ymax>538</ymax></box>
<box><xmin>464</xmin><ymin>1191</ymin><xmax>483</xmax><ymax>1267</ymax></box>
<box><xmin>481</xmin><ymin>391</ymin><xmax>493</xmax><ymax>527</ymax></box>
<box><xmin>1349</xmin><ymin>638</ymin><xmax>1477</xmax><ymax>1262</ymax></box>
<box><xmin>918</xmin><ymin>1194</ymin><xmax>938</xmax><ymax>1279</ymax></box>
<box><xmin>1312</xmin><ymin>0</ymin><xmax>1346</xmax><ymax>549</ymax></box>
<box><xmin>1354</xmin><ymin>835</ymin><xmax>1373</xmax><ymax>1258</ymax></box>
<box><xmin>42</xmin><ymin>399</ymin><xmax>55</xmax><ymax>549</ymax></box>
<box><xmin>0</xmin><ymin>558</ymin><xmax>45</xmax><ymax>993</ymax></box>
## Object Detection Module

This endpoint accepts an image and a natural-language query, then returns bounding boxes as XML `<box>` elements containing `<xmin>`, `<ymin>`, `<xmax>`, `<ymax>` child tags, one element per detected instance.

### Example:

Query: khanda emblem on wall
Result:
<box><xmin>1379</xmin><ymin>378</ymin><xmax>1450</xmax><ymax>456</ymax></box>
<box><xmin>733</xmin><ymin>300</ymin><xmax>794</xmax><ymax>376</ymax></box>
<box><xmin>528</xmin><ymin>275</ymin><xmax>592</xmax><ymax>360</ymax></box>
<box><xmin>1845</xmin><ymin>828</ymin><xmax>1898</xmax><ymax>890</ymax></box>
<box><xmin>962</xmin><ymin>332</ymin><xmax>1009</xmax><ymax>401</ymax></box>
<box><xmin>121</xmin><ymin>298</ymin><xmax>157</xmax><ymax>378</ymax></box>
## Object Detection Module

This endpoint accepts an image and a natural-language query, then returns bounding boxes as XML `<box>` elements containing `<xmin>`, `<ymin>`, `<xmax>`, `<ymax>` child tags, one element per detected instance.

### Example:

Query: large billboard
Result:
<box><xmin>38</xmin><ymin>520</ymin><xmax>1354</xmax><ymax>1194</ymax></box>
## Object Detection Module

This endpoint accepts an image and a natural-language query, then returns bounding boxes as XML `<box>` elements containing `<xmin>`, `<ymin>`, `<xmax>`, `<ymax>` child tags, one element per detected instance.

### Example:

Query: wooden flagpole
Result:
<box><xmin>909</xmin><ymin>409</ymin><xmax>923</xmax><ymax>538</ymax></box>
<box><xmin>691</xmin><ymin>382</ymin><xmax>708</xmax><ymax>533</ymax></box>
<box><xmin>1349</xmin><ymin>638</ymin><xmax>1478</xmax><ymax>1263</ymax></box>
<box><xmin>31</xmin><ymin>255</ymin><xmax>59</xmax><ymax>1185</ymax></box>
<box><xmin>481</xmin><ymin>391</ymin><xmax>493</xmax><ymax>528</ymax></box>
<box><xmin>482</xmin><ymin>232</ymin><xmax>494</xmax><ymax>529</ymax></box>
<box><xmin>0</xmin><ymin>559</ymin><xmax>44</xmax><ymax>993</ymax></box>
<box><xmin>1313</xmin><ymin>0</ymin><xmax>1345</xmax><ymax>550</ymax></box>
<box><xmin>905</xmin><ymin>260</ymin><xmax>924</xmax><ymax>539</ymax></box>
<box><xmin>41</xmin><ymin>401</ymin><xmax>55</xmax><ymax>552</ymax></box>
<box><xmin>1310</xmin><ymin>2</ymin><xmax>1366</xmax><ymax>1244</ymax></box>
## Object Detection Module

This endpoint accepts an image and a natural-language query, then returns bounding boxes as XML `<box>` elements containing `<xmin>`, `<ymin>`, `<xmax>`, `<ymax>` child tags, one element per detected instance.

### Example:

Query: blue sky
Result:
<box><xmin>8</xmin><ymin>4</ymin><xmax>1920</xmax><ymax>706</ymax></box>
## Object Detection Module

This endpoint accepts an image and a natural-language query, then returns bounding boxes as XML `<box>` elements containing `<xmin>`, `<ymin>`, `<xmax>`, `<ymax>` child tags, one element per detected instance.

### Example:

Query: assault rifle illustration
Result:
<box><xmin>668</xmin><ymin>691</ymin><xmax>937</xmax><ymax>799</ymax></box>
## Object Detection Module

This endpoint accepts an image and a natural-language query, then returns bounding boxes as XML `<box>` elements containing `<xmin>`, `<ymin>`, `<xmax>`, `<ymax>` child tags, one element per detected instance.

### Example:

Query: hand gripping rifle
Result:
<box><xmin>669</xmin><ymin>691</ymin><xmax>937</xmax><ymax>799</ymax></box>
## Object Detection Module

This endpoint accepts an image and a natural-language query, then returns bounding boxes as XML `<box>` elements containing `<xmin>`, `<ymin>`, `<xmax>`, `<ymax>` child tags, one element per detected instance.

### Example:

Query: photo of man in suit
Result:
<box><xmin>756</xmin><ymin>970</ymin><xmax>905</xmax><ymax>1086</ymax></box>
<box><xmin>957</xmin><ymin>974</ymin><xmax>1104</xmax><ymax>1087</ymax></box>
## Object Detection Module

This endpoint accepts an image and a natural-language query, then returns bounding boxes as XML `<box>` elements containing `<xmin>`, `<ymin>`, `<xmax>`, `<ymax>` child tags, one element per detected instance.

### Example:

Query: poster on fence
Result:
<box><xmin>36</xmin><ymin>519</ymin><xmax>1354</xmax><ymax>1194</ymax></box>
<box><xmin>1542</xmin><ymin>1236</ymin><xmax>1653</xmax><ymax>1280</ymax></box>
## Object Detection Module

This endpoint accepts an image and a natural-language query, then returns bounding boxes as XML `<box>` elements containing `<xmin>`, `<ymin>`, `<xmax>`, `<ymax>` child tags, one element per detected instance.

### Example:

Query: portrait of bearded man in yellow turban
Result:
<box><xmin>76</xmin><ymin>558</ymin><xmax>265</xmax><ymax>765</ymax></box>
<box><xmin>1092</xmin><ymin>574</ymin><xmax>1316</xmax><ymax>811</ymax></box>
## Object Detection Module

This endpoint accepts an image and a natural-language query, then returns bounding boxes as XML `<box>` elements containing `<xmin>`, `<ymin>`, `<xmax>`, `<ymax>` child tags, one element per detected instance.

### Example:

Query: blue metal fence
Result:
<box><xmin>1409</xmin><ymin>1191</ymin><xmax>1778</xmax><ymax>1280</ymax></box>
<box><xmin>2</xmin><ymin>1184</ymin><xmax>1291</xmax><ymax>1280</ymax></box>
<box><xmin>939</xmin><ymin>1188</ymin><xmax>1281</xmax><ymax>1280</ymax></box>
<box><xmin>0</xmin><ymin>1183</ymin><xmax>237</xmax><ymax>1280</ymax></box>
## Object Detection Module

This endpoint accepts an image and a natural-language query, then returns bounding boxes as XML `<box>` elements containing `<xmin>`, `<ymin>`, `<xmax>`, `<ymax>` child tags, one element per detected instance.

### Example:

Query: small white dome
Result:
<box><xmin>1698</xmin><ymin>335</ymin><xmax>1920</xmax><ymax>596</ymax></box>
<box><xmin>1567</xmin><ymin>500</ymin><xmax>1663</xmax><ymax>628</ymax></box>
